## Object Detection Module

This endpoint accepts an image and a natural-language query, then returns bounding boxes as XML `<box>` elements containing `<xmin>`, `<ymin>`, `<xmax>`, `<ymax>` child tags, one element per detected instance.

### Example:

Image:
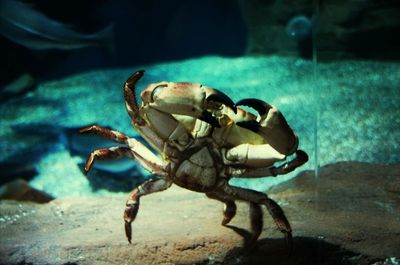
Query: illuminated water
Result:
<box><xmin>1</xmin><ymin>55</ymin><xmax>398</xmax><ymax>197</ymax></box>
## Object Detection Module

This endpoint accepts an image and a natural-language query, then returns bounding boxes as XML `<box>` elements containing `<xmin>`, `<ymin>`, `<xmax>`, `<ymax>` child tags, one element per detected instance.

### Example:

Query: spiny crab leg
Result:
<box><xmin>124</xmin><ymin>178</ymin><xmax>172</xmax><ymax>243</ymax></box>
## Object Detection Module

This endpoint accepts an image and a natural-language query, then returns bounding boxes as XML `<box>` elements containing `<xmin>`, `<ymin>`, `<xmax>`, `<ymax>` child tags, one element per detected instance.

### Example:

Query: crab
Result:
<box><xmin>80</xmin><ymin>70</ymin><xmax>308</xmax><ymax>246</ymax></box>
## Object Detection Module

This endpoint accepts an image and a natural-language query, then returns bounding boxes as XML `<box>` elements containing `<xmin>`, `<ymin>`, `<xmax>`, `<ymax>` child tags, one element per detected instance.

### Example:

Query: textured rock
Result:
<box><xmin>1</xmin><ymin>162</ymin><xmax>399</xmax><ymax>264</ymax></box>
<box><xmin>0</xmin><ymin>179</ymin><xmax>53</xmax><ymax>203</ymax></box>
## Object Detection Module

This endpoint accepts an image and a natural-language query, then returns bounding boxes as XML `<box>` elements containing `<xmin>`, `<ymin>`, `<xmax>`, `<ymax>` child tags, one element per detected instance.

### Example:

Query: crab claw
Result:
<box><xmin>197</xmin><ymin>110</ymin><xmax>220</xmax><ymax>128</ymax></box>
<box><xmin>206</xmin><ymin>88</ymin><xmax>237</xmax><ymax>114</ymax></box>
<box><xmin>236</xmin><ymin>120</ymin><xmax>260</xmax><ymax>133</ymax></box>
<box><xmin>237</xmin><ymin>98</ymin><xmax>298</xmax><ymax>155</ymax></box>
<box><xmin>270</xmin><ymin>150</ymin><xmax>308</xmax><ymax>176</ymax></box>
<box><xmin>235</xmin><ymin>98</ymin><xmax>271</xmax><ymax>132</ymax></box>
<box><xmin>236</xmin><ymin>98</ymin><xmax>273</xmax><ymax>116</ymax></box>
<box><xmin>199</xmin><ymin>88</ymin><xmax>237</xmax><ymax>127</ymax></box>
<box><xmin>124</xmin><ymin>70</ymin><xmax>145</xmax><ymax>125</ymax></box>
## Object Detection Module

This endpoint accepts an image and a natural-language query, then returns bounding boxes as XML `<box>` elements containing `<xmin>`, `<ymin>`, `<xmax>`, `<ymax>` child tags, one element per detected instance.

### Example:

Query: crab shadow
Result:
<box><xmin>217</xmin><ymin>225</ymin><xmax>378</xmax><ymax>265</ymax></box>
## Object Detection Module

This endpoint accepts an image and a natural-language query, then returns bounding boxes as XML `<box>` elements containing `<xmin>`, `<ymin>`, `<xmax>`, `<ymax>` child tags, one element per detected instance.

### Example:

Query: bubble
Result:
<box><xmin>286</xmin><ymin>15</ymin><xmax>312</xmax><ymax>41</ymax></box>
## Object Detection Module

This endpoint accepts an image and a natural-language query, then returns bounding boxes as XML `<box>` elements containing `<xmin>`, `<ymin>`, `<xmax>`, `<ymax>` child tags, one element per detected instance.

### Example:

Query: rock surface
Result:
<box><xmin>1</xmin><ymin>162</ymin><xmax>399</xmax><ymax>265</ymax></box>
<box><xmin>0</xmin><ymin>179</ymin><xmax>53</xmax><ymax>203</ymax></box>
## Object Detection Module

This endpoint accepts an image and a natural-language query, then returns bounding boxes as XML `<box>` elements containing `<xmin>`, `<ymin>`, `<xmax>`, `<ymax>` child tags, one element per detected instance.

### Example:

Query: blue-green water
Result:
<box><xmin>1</xmin><ymin>55</ymin><xmax>399</xmax><ymax>197</ymax></box>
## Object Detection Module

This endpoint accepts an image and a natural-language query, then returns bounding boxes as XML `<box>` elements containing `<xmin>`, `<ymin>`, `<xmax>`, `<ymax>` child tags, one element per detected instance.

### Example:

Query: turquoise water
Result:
<box><xmin>1</xmin><ymin>55</ymin><xmax>399</xmax><ymax>197</ymax></box>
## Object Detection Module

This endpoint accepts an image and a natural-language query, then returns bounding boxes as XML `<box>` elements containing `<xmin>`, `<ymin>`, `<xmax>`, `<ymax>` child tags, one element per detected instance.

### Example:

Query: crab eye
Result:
<box><xmin>151</xmin><ymin>84</ymin><xmax>168</xmax><ymax>102</ymax></box>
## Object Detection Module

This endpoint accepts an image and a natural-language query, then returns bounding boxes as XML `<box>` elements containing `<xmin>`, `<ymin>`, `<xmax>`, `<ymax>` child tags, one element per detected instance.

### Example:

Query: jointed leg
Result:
<box><xmin>249</xmin><ymin>202</ymin><xmax>263</xmax><ymax>244</ymax></box>
<box><xmin>219</xmin><ymin>183</ymin><xmax>292</xmax><ymax>244</ymax></box>
<box><xmin>80</xmin><ymin>124</ymin><xmax>172</xmax><ymax>243</ymax></box>
<box><xmin>81</xmin><ymin>131</ymin><xmax>167</xmax><ymax>176</ymax></box>
<box><xmin>124</xmin><ymin>178</ymin><xmax>172</xmax><ymax>243</ymax></box>
<box><xmin>206</xmin><ymin>192</ymin><xmax>237</xmax><ymax>225</ymax></box>
<box><xmin>80</xmin><ymin>125</ymin><xmax>129</xmax><ymax>144</ymax></box>
<box><xmin>83</xmin><ymin>146</ymin><xmax>132</xmax><ymax>173</ymax></box>
<box><xmin>265</xmin><ymin>197</ymin><xmax>293</xmax><ymax>249</ymax></box>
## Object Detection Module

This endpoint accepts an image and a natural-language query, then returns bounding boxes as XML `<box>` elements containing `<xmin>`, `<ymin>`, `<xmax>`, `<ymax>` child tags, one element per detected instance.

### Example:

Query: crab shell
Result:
<box><xmin>132</xmin><ymin>76</ymin><xmax>298</xmax><ymax>163</ymax></box>
<box><xmin>122</xmin><ymin>71</ymin><xmax>299</xmax><ymax>194</ymax></box>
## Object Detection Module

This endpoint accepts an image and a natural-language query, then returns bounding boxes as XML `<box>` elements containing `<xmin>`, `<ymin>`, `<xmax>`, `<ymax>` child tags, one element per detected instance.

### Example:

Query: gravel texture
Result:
<box><xmin>1</xmin><ymin>162</ymin><xmax>399</xmax><ymax>265</ymax></box>
<box><xmin>0</xmin><ymin>56</ymin><xmax>399</xmax><ymax>196</ymax></box>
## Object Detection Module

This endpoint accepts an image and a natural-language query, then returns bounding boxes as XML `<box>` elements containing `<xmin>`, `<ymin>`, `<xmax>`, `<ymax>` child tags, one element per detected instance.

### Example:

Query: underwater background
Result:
<box><xmin>1</xmin><ymin>0</ymin><xmax>399</xmax><ymax>198</ymax></box>
<box><xmin>0</xmin><ymin>1</ymin><xmax>400</xmax><ymax>264</ymax></box>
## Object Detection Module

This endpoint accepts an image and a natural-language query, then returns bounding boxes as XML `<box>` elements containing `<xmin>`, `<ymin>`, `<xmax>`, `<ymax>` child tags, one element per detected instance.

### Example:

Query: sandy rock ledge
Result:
<box><xmin>1</xmin><ymin>162</ymin><xmax>399</xmax><ymax>265</ymax></box>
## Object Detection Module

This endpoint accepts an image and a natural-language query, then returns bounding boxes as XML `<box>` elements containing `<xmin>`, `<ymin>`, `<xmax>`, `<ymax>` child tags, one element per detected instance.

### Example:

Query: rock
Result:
<box><xmin>269</xmin><ymin>161</ymin><xmax>400</xmax><ymax>261</ymax></box>
<box><xmin>0</xmin><ymin>73</ymin><xmax>36</xmax><ymax>102</ymax></box>
<box><xmin>1</xmin><ymin>162</ymin><xmax>399</xmax><ymax>264</ymax></box>
<box><xmin>0</xmin><ymin>179</ymin><xmax>53</xmax><ymax>203</ymax></box>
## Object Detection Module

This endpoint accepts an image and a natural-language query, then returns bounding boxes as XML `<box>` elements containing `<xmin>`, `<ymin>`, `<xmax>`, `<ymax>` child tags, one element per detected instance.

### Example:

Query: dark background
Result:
<box><xmin>1</xmin><ymin>0</ymin><xmax>247</xmax><ymax>86</ymax></box>
<box><xmin>2</xmin><ymin>0</ymin><xmax>400</xmax><ymax>91</ymax></box>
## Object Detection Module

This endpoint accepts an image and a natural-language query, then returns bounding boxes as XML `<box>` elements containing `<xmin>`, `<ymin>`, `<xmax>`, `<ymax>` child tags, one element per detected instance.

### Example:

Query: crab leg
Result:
<box><xmin>206</xmin><ymin>192</ymin><xmax>237</xmax><ymax>225</ymax></box>
<box><xmin>124</xmin><ymin>178</ymin><xmax>172</xmax><ymax>243</ymax></box>
<box><xmin>82</xmin><ymin>135</ymin><xmax>168</xmax><ymax>176</ymax></box>
<box><xmin>219</xmin><ymin>184</ymin><xmax>292</xmax><ymax>246</ymax></box>
<box><xmin>79</xmin><ymin>125</ymin><xmax>129</xmax><ymax>144</ymax></box>
<box><xmin>83</xmin><ymin>146</ymin><xmax>132</xmax><ymax>173</ymax></box>
<box><xmin>249</xmin><ymin>202</ymin><xmax>263</xmax><ymax>243</ymax></box>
